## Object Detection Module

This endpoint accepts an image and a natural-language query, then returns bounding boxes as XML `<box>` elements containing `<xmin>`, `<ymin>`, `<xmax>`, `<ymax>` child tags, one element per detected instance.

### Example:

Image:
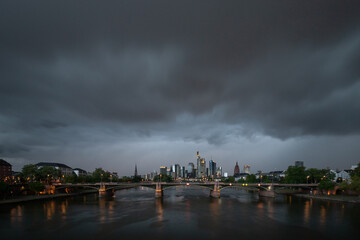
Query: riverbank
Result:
<box><xmin>0</xmin><ymin>190</ymin><xmax>98</xmax><ymax>206</ymax></box>
<box><xmin>294</xmin><ymin>194</ymin><xmax>360</xmax><ymax>203</ymax></box>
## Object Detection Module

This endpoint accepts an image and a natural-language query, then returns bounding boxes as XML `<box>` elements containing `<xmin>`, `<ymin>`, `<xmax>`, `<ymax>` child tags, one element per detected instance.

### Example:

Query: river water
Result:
<box><xmin>1</xmin><ymin>187</ymin><xmax>359</xmax><ymax>239</ymax></box>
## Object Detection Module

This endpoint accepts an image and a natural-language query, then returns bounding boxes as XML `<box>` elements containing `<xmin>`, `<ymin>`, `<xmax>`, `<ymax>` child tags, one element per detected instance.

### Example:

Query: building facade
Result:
<box><xmin>0</xmin><ymin>159</ymin><xmax>12</xmax><ymax>178</ymax></box>
<box><xmin>73</xmin><ymin>168</ymin><xmax>87</xmax><ymax>177</ymax></box>
<box><xmin>36</xmin><ymin>162</ymin><xmax>73</xmax><ymax>176</ymax></box>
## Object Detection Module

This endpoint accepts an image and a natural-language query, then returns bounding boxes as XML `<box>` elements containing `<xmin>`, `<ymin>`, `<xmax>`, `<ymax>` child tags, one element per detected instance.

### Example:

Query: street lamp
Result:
<box><xmin>307</xmin><ymin>175</ymin><xmax>310</xmax><ymax>184</ymax></box>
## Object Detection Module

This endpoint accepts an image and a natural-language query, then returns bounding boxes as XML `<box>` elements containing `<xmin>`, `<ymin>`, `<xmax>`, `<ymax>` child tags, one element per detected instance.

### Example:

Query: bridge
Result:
<box><xmin>52</xmin><ymin>182</ymin><xmax>319</xmax><ymax>198</ymax></box>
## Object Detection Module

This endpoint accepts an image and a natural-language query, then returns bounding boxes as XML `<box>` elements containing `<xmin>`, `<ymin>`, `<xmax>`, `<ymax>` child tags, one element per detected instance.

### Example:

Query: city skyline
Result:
<box><xmin>1</xmin><ymin>1</ymin><xmax>360</xmax><ymax>176</ymax></box>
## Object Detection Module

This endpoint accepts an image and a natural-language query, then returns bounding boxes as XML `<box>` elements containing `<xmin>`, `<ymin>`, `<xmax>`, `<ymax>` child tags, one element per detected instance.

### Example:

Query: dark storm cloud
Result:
<box><xmin>1</xmin><ymin>0</ymin><xmax>360</xmax><ymax>162</ymax></box>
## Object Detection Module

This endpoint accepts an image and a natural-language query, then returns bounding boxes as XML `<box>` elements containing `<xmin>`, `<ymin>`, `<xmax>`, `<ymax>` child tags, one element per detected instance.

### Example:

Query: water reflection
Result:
<box><xmin>319</xmin><ymin>205</ymin><xmax>326</xmax><ymax>228</ymax></box>
<box><xmin>2</xmin><ymin>189</ymin><xmax>360</xmax><ymax>239</ymax></box>
<box><xmin>155</xmin><ymin>198</ymin><xmax>163</xmax><ymax>222</ymax></box>
<box><xmin>304</xmin><ymin>200</ymin><xmax>310</xmax><ymax>224</ymax></box>
<box><xmin>44</xmin><ymin>201</ymin><xmax>56</xmax><ymax>220</ymax></box>
<box><xmin>10</xmin><ymin>205</ymin><xmax>23</xmax><ymax>226</ymax></box>
<box><xmin>209</xmin><ymin>198</ymin><xmax>220</xmax><ymax>223</ymax></box>
<box><xmin>98</xmin><ymin>195</ymin><xmax>116</xmax><ymax>223</ymax></box>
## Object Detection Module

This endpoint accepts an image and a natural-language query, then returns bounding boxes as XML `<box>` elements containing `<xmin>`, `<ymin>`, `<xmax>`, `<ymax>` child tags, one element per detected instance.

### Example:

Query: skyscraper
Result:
<box><xmin>234</xmin><ymin>162</ymin><xmax>240</xmax><ymax>177</ymax></box>
<box><xmin>160</xmin><ymin>166</ymin><xmax>167</xmax><ymax>175</ymax></box>
<box><xmin>209</xmin><ymin>159</ymin><xmax>216</xmax><ymax>178</ymax></box>
<box><xmin>199</xmin><ymin>158</ymin><xmax>206</xmax><ymax>178</ymax></box>
<box><xmin>196</xmin><ymin>151</ymin><xmax>201</xmax><ymax>178</ymax></box>
<box><xmin>216</xmin><ymin>167</ymin><xmax>222</xmax><ymax>178</ymax></box>
<box><xmin>188</xmin><ymin>163</ymin><xmax>194</xmax><ymax>178</ymax></box>
<box><xmin>244</xmin><ymin>165</ymin><xmax>250</xmax><ymax>174</ymax></box>
<box><xmin>134</xmin><ymin>164</ymin><xmax>138</xmax><ymax>177</ymax></box>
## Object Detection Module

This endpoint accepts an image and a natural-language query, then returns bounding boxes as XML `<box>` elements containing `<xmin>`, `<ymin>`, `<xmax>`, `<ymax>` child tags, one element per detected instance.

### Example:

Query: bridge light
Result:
<box><xmin>245</xmin><ymin>184</ymin><xmax>248</xmax><ymax>186</ymax></box>
<box><xmin>258</xmin><ymin>184</ymin><xmax>260</xmax><ymax>187</ymax></box>
<box><xmin>242</xmin><ymin>184</ymin><xmax>245</xmax><ymax>186</ymax></box>
<box><xmin>186</xmin><ymin>183</ymin><xmax>190</xmax><ymax>186</ymax></box>
<box><xmin>229</xmin><ymin>183</ymin><xmax>232</xmax><ymax>186</ymax></box>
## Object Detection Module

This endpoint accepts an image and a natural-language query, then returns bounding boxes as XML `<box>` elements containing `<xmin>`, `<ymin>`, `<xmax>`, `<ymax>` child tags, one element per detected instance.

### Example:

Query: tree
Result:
<box><xmin>153</xmin><ymin>174</ymin><xmax>173</xmax><ymax>182</ymax></box>
<box><xmin>37</xmin><ymin>166</ymin><xmax>61</xmax><ymax>181</ymax></box>
<box><xmin>305</xmin><ymin>168</ymin><xmax>335</xmax><ymax>183</ymax></box>
<box><xmin>285</xmin><ymin>166</ymin><xmax>306</xmax><ymax>184</ymax></box>
<box><xmin>21</xmin><ymin>164</ymin><xmax>38</xmax><ymax>179</ymax></box>
<box><xmin>132</xmin><ymin>175</ymin><xmax>142</xmax><ymax>182</ymax></box>
<box><xmin>246</xmin><ymin>174</ymin><xmax>257</xmax><ymax>183</ymax></box>
<box><xmin>351</xmin><ymin>163</ymin><xmax>360</xmax><ymax>178</ymax></box>
<box><xmin>29</xmin><ymin>182</ymin><xmax>45</xmax><ymax>194</ymax></box>
<box><xmin>64</xmin><ymin>173</ymin><xmax>78</xmax><ymax>183</ymax></box>
<box><xmin>92</xmin><ymin>168</ymin><xmax>110</xmax><ymax>182</ymax></box>
<box><xmin>224</xmin><ymin>176</ymin><xmax>235</xmax><ymax>183</ymax></box>
<box><xmin>318</xmin><ymin>179</ymin><xmax>335</xmax><ymax>191</ymax></box>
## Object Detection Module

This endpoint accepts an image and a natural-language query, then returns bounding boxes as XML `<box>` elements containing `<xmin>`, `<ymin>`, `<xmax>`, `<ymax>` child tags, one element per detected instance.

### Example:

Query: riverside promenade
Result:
<box><xmin>0</xmin><ymin>190</ymin><xmax>97</xmax><ymax>205</ymax></box>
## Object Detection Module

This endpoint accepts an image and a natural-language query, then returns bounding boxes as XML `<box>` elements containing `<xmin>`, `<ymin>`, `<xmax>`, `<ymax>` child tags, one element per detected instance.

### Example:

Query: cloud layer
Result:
<box><xmin>1</xmin><ymin>1</ymin><xmax>360</xmax><ymax>174</ymax></box>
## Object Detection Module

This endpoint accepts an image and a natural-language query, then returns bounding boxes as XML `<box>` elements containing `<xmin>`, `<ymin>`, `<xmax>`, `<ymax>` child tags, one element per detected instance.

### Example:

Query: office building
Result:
<box><xmin>295</xmin><ymin>161</ymin><xmax>304</xmax><ymax>167</ymax></box>
<box><xmin>243</xmin><ymin>165</ymin><xmax>250</xmax><ymax>174</ymax></box>
<box><xmin>160</xmin><ymin>166</ymin><xmax>167</xmax><ymax>175</ymax></box>
<box><xmin>188</xmin><ymin>163</ymin><xmax>195</xmax><ymax>178</ymax></box>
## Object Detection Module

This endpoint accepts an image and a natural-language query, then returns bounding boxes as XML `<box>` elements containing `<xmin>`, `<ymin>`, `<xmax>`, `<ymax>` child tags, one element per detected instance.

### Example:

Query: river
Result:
<box><xmin>1</xmin><ymin>186</ymin><xmax>359</xmax><ymax>239</ymax></box>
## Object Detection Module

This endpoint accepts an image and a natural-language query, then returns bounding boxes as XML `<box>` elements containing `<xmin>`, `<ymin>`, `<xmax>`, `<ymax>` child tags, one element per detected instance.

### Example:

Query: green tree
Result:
<box><xmin>318</xmin><ymin>179</ymin><xmax>335</xmax><ymax>190</ymax></box>
<box><xmin>118</xmin><ymin>176</ymin><xmax>132</xmax><ymax>182</ymax></box>
<box><xmin>246</xmin><ymin>174</ymin><xmax>257</xmax><ymax>183</ymax></box>
<box><xmin>37</xmin><ymin>166</ymin><xmax>61</xmax><ymax>181</ymax></box>
<box><xmin>92</xmin><ymin>168</ymin><xmax>110</xmax><ymax>182</ymax></box>
<box><xmin>351</xmin><ymin>163</ymin><xmax>360</xmax><ymax>178</ymax></box>
<box><xmin>21</xmin><ymin>164</ymin><xmax>38</xmax><ymax>180</ymax></box>
<box><xmin>285</xmin><ymin>166</ymin><xmax>306</xmax><ymax>184</ymax></box>
<box><xmin>153</xmin><ymin>174</ymin><xmax>173</xmax><ymax>182</ymax></box>
<box><xmin>132</xmin><ymin>175</ymin><xmax>142</xmax><ymax>182</ymax></box>
<box><xmin>224</xmin><ymin>176</ymin><xmax>235</xmax><ymax>183</ymax></box>
<box><xmin>306</xmin><ymin>168</ymin><xmax>335</xmax><ymax>183</ymax></box>
<box><xmin>64</xmin><ymin>173</ymin><xmax>78</xmax><ymax>183</ymax></box>
<box><xmin>29</xmin><ymin>182</ymin><xmax>45</xmax><ymax>194</ymax></box>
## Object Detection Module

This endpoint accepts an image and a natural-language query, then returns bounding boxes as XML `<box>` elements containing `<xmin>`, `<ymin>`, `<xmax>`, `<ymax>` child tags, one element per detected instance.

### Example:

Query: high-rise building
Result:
<box><xmin>216</xmin><ymin>167</ymin><xmax>222</xmax><ymax>178</ymax></box>
<box><xmin>175</xmin><ymin>164</ymin><xmax>181</xmax><ymax>179</ymax></box>
<box><xmin>188</xmin><ymin>163</ymin><xmax>194</xmax><ymax>178</ymax></box>
<box><xmin>295</xmin><ymin>161</ymin><xmax>304</xmax><ymax>167</ymax></box>
<box><xmin>209</xmin><ymin>160</ymin><xmax>216</xmax><ymax>177</ymax></box>
<box><xmin>134</xmin><ymin>164</ymin><xmax>138</xmax><ymax>177</ymax></box>
<box><xmin>234</xmin><ymin>162</ymin><xmax>240</xmax><ymax>177</ymax></box>
<box><xmin>199</xmin><ymin>158</ymin><xmax>206</xmax><ymax>178</ymax></box>
<box><xmin>160</xmin><ymin>166</ymin><xmax>167</xmax><ymax>175</ymax></box>
<box><xmin>196</xmin><ymin>151</ymin><xmax>201</xmax><ymax>178</ymax></box>
<box><xmin>243</xmin><ymin>165</ymin><xmax>250</xmax><ymax>174</ymax></box>
<box><xmin>180</xmin><ymin>166</ymin><xmax>185</xmax><ymax>178</ymax></box>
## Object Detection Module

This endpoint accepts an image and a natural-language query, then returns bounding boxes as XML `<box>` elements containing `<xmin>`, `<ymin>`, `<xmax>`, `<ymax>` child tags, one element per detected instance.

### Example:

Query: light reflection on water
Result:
<box><xmin>1</xmin><ymin>187</ymin><xmax>359</xmax><ymax>239</ymax></box>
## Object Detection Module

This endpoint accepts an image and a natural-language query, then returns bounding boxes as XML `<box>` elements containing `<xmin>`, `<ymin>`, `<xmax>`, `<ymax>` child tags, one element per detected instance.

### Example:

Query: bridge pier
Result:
<box><xmin>155</xmin><ymin>182</ymin><xmax>163</xmax><ymax>198</ymax></box>
<box><xmin>210</xmin><ymin>182</ymin><xmax>220</xmax><ymax>198</ymax></box>
<box><xmin>98</xmin><ymin>183</ymin><xmax>115</xmax><ymax>197</ymax></box>
<box><xmin>259</xmin><ymin>184</ymin><xmax>275</xmax><ymax>198</ymax></box>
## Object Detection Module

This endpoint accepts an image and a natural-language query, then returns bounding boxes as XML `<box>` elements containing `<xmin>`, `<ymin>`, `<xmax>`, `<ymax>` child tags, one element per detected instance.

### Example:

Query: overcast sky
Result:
<box><xmin>1</xmin><ymin>1</ymin><xmax>360</xmax><ymax>176</ymax></box>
